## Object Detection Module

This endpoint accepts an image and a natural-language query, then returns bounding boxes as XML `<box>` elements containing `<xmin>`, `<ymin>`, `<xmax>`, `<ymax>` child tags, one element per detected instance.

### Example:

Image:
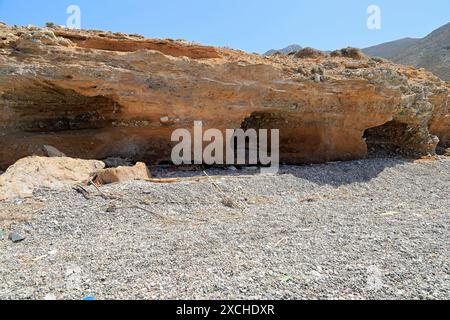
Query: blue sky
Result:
<box><xmin>0</xmin><ymin>0</ymin><xmax>448</xmax><ymax>53</ymax></box>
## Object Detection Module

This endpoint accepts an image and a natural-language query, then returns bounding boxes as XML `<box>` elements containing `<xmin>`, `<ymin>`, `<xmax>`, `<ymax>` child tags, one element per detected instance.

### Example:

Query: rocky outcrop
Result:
<box><xmin>0</xmin><ymin>156</ymin><xmax>152</xmax><ymax>200</ymax></box>
<box><xmin>0</xmin><ymin>24</ymin><xmax>449</xmax><ymax>169</ymax></box>
<box><xmin>0</xmin><ymin>156</ymin><xmax>104</xmax><ymax>200</ymax></box>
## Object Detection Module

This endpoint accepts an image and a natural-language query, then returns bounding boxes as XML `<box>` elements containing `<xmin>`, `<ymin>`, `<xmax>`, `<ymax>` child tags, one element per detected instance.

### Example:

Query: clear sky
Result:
<box><xmin>0</xmin><ymin>0</ymin><xmax>448</xmax><ymax>53</ymax></box>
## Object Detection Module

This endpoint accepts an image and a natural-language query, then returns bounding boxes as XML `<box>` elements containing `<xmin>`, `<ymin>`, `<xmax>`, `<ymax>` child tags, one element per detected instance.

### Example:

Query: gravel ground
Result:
<box><xmin>0</xmin><ymin>158</ymin><xmax>449</xmax><ymax>300</ymax></box>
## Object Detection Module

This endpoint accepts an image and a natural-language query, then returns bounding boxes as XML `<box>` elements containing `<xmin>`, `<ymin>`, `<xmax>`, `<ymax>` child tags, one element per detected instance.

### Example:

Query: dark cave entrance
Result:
<box><xmin>363</xmin><ymin>120</ymin><xmax>414</xmax><ymax>157</ymax></box>
<box><xmin>8</xmin><ymin>81</ymin><xmax>123</xmax><ymax>133</ymax></box>
<box><xmin>235</xmin><ymin>111</ymin><xmax>280</xmax><ymax>166</ymax></box>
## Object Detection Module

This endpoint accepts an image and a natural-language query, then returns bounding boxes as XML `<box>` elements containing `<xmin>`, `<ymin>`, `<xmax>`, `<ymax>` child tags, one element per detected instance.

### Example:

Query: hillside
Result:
<box><xmin>363</xmin><ymin>23</ymin><xmax>450</xmax><ymax>81</ymax></box>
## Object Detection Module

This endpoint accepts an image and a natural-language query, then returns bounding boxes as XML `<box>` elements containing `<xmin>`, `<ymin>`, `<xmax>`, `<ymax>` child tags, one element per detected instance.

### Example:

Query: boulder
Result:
<box><xmin>0</xmin><ymin>156</ymin><xmax>105</xmax><ymax>201</ymax></box>
<box><xmin>94</xmin><ymin>162</ymin><xmax>151</xmax><ymax>185</ymax></box>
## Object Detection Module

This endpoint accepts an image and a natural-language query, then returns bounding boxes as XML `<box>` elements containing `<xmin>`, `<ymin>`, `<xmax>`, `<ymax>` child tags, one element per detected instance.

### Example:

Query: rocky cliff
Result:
<box><xmin>0</xmin><ymin>23</ymin><xmax>449</xmax><ymax>169</ymax></box>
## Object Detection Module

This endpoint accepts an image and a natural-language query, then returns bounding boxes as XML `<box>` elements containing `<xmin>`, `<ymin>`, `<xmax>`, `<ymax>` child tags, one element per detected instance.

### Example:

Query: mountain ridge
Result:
<box><xmin>264</xmin><ymin>23</ymin><xmax>450</xmax><ymax>81</ymax></box>
<box><xmin>264</xmin><ymin>44</ymin><xmax>302</xmax><ymax>56</ymax></box>
<box><xmin>363</xmin><ymin>22</ymin><xmax>450</xmax><ymax>81</ymax></box>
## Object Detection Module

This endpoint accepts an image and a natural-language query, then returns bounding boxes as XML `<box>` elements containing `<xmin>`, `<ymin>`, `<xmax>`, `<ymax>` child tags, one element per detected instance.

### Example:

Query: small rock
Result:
<box><xmin>160</xmin><ymin>116</ymin><xmax>170</xmax><ymax>124</ymax></box>
<box><xmin>159</xmin><ymin>116</ymin><xmax>178</xmax><ymax>125</ymax></box>
<box><xmin>222</xmin><ymin>196</ymin><xmax>239</xmax><ymax>209</ymax></box>
<box><xmin>159</xmin><ymin>116</ymin><xmax>180</xmax><ymax>126</ymax></box>
<box><xmin>9</xmin><ymin>232</ymin><xmax>25</xmax><ymax>243</ymax></box>
<box><xmin>380</xmin><ymin>211</ymin><xmax>399</xmax><ymax>217</ymax></box>
<box><xmin>103</xmin><ymin>157</ymin><xmax>134</xmax><ymax>168</ymax></box>
<box><xmin>309</xmin><ymin>270</ymin><xmax>323</xmax><ymax>280</ymax></box>
<box><xmin>44</xmin><ymin>293</ymin><xmax>57</xmax><ymax>300</ymax></box>
<box><xmin>106</xmin><ymin>205</ymin><xmax>117</xmax><ymax>213</ymax></box>
<box><xmin>43</xmin><ymin>145</ymin><xmax>66</xmax><ymax>157</ymax></box>
<box><xmin>280</xmin><ymin>275</ymin><xmax>294</xmax><ymax>283</ymax></box>
<box><xmin>444</xmin><ymin>148</ymin><xmax>450</xmax><ymax>157</ymax></box>
<box><xmin>314</xmin><ymin>74</ymin><xmax>322</xmax><ymax>83</ymax></box>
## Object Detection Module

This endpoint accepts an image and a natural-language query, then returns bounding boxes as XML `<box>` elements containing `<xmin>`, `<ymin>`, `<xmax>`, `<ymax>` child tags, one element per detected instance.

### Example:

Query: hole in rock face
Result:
<box><xmin>6</xmin><ymin>83</ymin><xmax>123</xmax><ymax>132</ymax></box>
<box><xmin>363</xmin><ymin>120</ymin><xmax>414</xmax><ymax>157</ymax></box>
<box><xmin>235</xmin><ymin>112</ymin><xmax>282</xmax><ymax>166</ymax></box>
<box><xmin>239</xmin><ymin>111</ymin><xmax>331</xmax><ymax>165</ymax></box>
<box><xmin>240</xmin><ymin>111</ymin><xmax>286</xmax><ymax>131</ymax></box>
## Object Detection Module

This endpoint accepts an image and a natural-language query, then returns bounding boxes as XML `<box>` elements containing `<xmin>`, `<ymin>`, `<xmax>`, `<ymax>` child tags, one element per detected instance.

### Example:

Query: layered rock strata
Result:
<box><xmin>0</xmin><ymin>24</ymin><xmax>449</xmax><ymax>169</ymax></box>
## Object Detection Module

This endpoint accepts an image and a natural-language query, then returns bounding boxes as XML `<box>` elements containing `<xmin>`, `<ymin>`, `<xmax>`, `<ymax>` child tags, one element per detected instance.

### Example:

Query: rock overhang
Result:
<box><xmin>0</xmin><ymin>23</ymin><xmax>449</xmax><ymax>169</ymax></box>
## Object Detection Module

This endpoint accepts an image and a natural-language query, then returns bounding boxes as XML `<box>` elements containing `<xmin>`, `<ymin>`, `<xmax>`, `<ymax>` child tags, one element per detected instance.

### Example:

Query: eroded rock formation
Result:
<box><xmin>0</xmin><ymin>156</ymin><xmax>153</xmax><ymax>200</ymax></box>
<box><xmin>0</xmin><ymin>23</ymin><xmax>449</xmax><ymax>169</ymax></box>
<box><xmin>0</xmin><ymin>156</ymin><xmax>104</xmax><ymax>200</ymax></box>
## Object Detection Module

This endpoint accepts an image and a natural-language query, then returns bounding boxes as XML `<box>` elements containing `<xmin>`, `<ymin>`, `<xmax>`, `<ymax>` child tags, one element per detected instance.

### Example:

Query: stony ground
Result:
<box><xmin>0</xmin><ymin>158</ymin><xmax>449</xmax><ymax>300</ymax></box>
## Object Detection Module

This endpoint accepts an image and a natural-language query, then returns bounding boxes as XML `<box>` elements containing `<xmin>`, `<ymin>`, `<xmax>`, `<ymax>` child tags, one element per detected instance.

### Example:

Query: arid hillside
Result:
<box><xmin>363</xmin><ymin>22</ymin><xmax>450</xmax><ymax>81</ymax></box>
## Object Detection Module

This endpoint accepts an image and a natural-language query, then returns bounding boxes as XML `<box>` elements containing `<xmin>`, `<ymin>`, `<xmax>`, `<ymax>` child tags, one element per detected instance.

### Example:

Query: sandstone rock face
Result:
<box><xmin>94</xmin><ymin>162</ymin><xmax>151</xmax><ymax>185</ymax></box>
<box><xmin>0</xmin><ymin>24</ymin><xmax>449</xmax><ymax>169</ymax></box>
<box><xmin>0</xmin><ymin>156</ymin><xmax>105</xmax><ymax>200</ymax></box>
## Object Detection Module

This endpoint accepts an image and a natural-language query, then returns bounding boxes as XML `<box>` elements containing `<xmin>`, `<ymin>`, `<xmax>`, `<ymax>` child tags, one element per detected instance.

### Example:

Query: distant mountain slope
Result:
<box><xmin>264</xmin><ymin>44</ymin><xmax>302</xmax><ymax>56</ymax></box>
<box><xmin>363</xmin><ymin>38</ymin><xmax>420</xmax><ymax>60</ymax></box>
<box><xmin>363</xmin><ymin>23</ymin><xmax>450</xmax><ymax>81</ymax></box>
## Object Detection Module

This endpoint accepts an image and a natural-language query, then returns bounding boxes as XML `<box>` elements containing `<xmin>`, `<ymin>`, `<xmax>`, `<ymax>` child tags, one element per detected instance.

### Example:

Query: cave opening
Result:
<box><xmin>236</xmin><ymin>111</ymin><xmax>281</xmax><ymax>167</ymax></box>
<box><xmin>8</xmin><ymin>83</ymin><xmax>123</xmax><ymax>133</ymax></box>
<box><xmin>363</xmin><ymin>120</ymin><xmax>414</xmax><ymax>157</ymax></box>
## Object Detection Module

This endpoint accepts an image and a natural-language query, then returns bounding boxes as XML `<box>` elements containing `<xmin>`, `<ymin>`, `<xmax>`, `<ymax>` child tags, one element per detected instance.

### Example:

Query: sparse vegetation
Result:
<box><xmin>293</xmin><ymin>47</ymin><xmax>327</xmax><ymax>59</ymax></box>
<box><xmin>331</xmin><ymin>47</ymin><xmax>365</xmax><ymax>60</ymax></box>
<box><xmin>370</xmin><ymin>56</ymin><xmax>387</xmax><ymax>63</ymax></box>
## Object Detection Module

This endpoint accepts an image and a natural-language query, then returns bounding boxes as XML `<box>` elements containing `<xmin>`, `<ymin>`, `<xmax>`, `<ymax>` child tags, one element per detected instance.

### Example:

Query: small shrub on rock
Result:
<box><xmin>293</xmin><ymin>47</ymin><xmax>327</xmax><ymax>59</ymax></box>
<box><xmin>331</xmin><ymin>47</ymin><xmax>365</xmax><ymax>60</ymax></box>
